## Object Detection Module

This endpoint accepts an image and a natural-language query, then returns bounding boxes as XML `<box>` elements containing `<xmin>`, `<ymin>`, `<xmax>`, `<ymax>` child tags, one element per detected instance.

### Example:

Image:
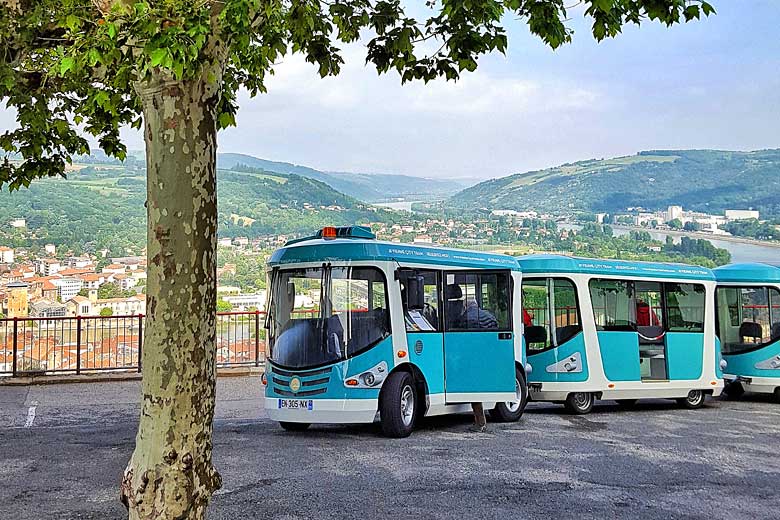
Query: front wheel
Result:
<box><xmin>677</xmin><ymin>390</ymin><xmax>705</xmax><ymax>409</ymax></box>
<box><xmin>564</xmin><ymin>392</ymin><xmax>594</xmax><ymax>415</ymax></box>
<box><xmin>774</xmin><ymin>388</ymin><xmax>780</xmax><ymax>404</ymax></box>
<box><xmin>280</xmin><ymin>422</ymin><xmax>310</xmax><ymax>432</ymax></box>
<box><xmin>380</xmin><ymin>371</ymin><xmax>417</xmax><ymax>438</ymax></box>
<box><xmin>491</xmin><ymin>368</ymin><xmax>528</xmax><ymax>422</ymax></box>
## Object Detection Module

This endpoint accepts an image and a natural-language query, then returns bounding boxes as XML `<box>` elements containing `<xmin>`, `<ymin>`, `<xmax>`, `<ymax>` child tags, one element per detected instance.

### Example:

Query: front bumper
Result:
<box><xmin>265</xmin><ymin>397</ymin><xmax>379</xmax><ymax>424</ymax></box>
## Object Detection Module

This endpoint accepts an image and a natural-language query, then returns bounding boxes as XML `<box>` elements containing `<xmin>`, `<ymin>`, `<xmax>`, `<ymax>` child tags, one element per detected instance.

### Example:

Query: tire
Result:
<box><xmin>280</xmin><ymin>422</ymin><xmax>310</xmax><ymax>432</ymax></box>
<box><xmin>491</xmin><ymin>368</ymin><xmax>529</xmax><ymax>422</ymax></box>
<box><xmin>564</xmin><ymin>392</ymin><xmax>594</xmax><ymax>415</ymax></box>
<box><xmin>616</xmin><ymin>399</ymin><xmax>638</xmax><ymax>410</ymax></box>
<box><xmin>774</xmin><ymin>388</ymin><xmax>780</xmax><ymax>404</ymax></box>
<box><xmin>723</xmin><ymin>381</ymin><xmax>745</xmax><ymax>399</ymax></box>
<box><xmin>677</xmin><ymin>389</ymin><xmax>706</xmax><ymax>409</ymax></box>
<box><xmin>380</xmin><ymin>371</ymin><xmax>417</xmax><ymax>438</ymax></box>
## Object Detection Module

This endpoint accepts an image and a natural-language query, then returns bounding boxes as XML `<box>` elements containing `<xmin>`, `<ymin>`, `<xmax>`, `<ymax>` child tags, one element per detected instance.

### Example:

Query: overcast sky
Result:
<box><xmin>2</xmin><ymin>2</ymin><xmax>778</xmax><ymax>180</ymax></box>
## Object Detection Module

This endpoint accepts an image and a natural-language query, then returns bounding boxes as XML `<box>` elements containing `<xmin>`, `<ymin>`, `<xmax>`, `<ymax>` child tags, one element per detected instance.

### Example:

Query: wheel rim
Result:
<box><xmin>400</xmin><ymin>384</ymin><xmax>415</xmax><ymax>426</ymax></box>
<box><xmin>573</xmin><ymin>392</ymin><xmax>590</xmax><ymax>409</ymax></box>
<box><xmin>687</xmin><ymin>390</ymin><xmax>703</xmax><ymax>405</ymax></box>
<box><xmin>505</xmin><ymin>378</ymin><xmax>524</xmax><ymax>413</ymax></box>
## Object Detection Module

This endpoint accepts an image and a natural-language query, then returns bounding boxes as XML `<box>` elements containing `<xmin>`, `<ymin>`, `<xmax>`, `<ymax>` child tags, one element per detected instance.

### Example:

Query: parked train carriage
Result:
<box><xmin>263</xmin><ymin>226</ymin><xmax>528</xmax><ymax>437</ymax></box>
<box><xmin>714</xmin><ymin>263</ymin><xmax>780</xmax><ymax>401</ymax></box>
<box><xmin>517</xmin><ymin>255</ymin><xmax>723</xmax><ymax>414</ymax></box>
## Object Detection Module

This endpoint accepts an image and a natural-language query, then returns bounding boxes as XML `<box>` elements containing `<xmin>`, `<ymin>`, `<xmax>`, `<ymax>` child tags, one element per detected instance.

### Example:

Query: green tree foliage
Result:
<box><xmin>99</xmin><ymin>307</ymin><xmax>114</xmax><ymax>316</ymax></box>
<box><xmin>215</xmin><ymin>298</ymin><xmax>232</xmax><ymax>312</ymax></box>
<box><xmin>721</xmin><ymin>219</ymin><xmax>780</xmax><ymax>241</ymax></box>
<box><xmin>97</xmin><ymin>282</ymin><xmax>136</xmax><ymax>299</ymax></box>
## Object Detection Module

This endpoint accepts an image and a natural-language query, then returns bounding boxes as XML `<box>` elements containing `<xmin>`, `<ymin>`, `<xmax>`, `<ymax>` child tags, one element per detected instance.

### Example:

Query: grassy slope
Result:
<box><xmin>449</xmin><ymin>149</ymin><xmax>780</xmax><ymax>217</ymax></box>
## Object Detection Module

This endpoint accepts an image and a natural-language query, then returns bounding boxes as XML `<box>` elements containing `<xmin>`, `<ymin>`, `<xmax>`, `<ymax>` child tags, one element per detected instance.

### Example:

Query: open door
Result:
<box><xmin>442</xmin><ymin>270</ymin><xmax>516</xmax><ymax>403</ymax></box>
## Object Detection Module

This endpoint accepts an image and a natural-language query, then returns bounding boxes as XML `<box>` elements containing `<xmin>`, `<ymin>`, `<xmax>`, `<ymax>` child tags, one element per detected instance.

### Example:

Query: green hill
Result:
<box><xmin>217</xmin><ymin>153</ymin><xmax>469</xmax><ymax>202</ymax></box>
<box><xmin>448</xmin><ymin>149</ymin><xmax>780</xmax><ymax>218</ymax></box>
<box><xmin>0</xmin><ymin>164</ymin><xmax>393</xmax><ymax>255</ymax></box>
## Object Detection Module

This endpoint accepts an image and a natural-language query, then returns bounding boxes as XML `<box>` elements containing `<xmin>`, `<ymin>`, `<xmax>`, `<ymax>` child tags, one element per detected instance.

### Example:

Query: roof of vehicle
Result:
<box><xmin>713</xmin><ymin>263</ymin><xmax>780</xmax><ymax>284</ymax></box>
<box><xmin>517</xmin><ymin>254</ymin><xmax>715</xmax><ymax>281</ymax></box>
<box><xmin>268</xmin><ymin>238</ymin><xmax>520</xmax><ymax>271</ymax></box>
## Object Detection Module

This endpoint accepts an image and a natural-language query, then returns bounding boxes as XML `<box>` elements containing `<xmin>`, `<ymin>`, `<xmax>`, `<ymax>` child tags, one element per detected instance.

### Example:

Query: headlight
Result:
<box><xmin>525</xmin><ymin>362</ymin><xmax>533</xmax><ymax>375</ymax></box>
<box><xmin>344</xmin><ymin>361</ymin><xmax>388</xmax><ymax>389</ymax></box>
<box><xmin>720</xmin><ymin>359</ymin><xmax>728</xmax><ymax>370</ymax></box>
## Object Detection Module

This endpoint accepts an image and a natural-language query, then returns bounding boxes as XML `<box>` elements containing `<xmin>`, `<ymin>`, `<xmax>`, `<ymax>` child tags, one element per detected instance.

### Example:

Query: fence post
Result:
<box><xmin>76</xmin><ymin>316</ymin><xmax>82</xmax><ymax>375</ymax></box>
<box><xmin>137</xmin><ymin>314</ymin><xmax>144</xmax><ymax>373</ymax></box>
<box><xmin>254</xmin><ymin>310</ymin><xmax>260</xmax><ymax>367</ymax></box>
<box><xmin>11</xmin><ymin>317</ymin><xmax>18</xmax><ymax>377</ymax></box>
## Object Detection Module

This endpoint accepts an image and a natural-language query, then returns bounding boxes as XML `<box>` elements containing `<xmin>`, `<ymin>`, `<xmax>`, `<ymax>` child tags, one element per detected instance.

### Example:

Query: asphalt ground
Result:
<box><xmin>1</xmin><ymin>378</ymin><xmax>779</xmax><ymax>520</ymax></box>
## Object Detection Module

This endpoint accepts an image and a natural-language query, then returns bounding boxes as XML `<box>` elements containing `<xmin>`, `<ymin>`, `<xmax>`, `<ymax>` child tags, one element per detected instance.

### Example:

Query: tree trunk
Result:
<box><xmin>120</xmin><ymin>71</ymin><xmax>223</xmax><ymax>519</ymax></box>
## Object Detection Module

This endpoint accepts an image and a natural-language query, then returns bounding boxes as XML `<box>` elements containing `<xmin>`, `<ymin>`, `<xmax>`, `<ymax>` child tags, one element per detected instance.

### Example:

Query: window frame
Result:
<box><xmin>716</xmin><ymin>284</ymin><xmax>780</xmax><ymax>355</ymax></box>
<box><xmin>522</xmin><ymin>276</ymin><xmax>583</xmax><ymax>354</ymax></box>
<box><xmin>397</xmin><ymin>268</ymin><xmax>443</xmax><ymax>334</ymax></box>
<box><xmin>442</xmin><ymin>269</ymin><xmax>513</xmax><ymax>333</ymax></box>
<box><xmin>267</xmin><ymin>265</ymin><xmax>391</xmax><ymax>370</ymax></box>
<box><xmin>589</xmin><ymin>278</ymin><xmax>707</xmax><ymax>335</ymax></box>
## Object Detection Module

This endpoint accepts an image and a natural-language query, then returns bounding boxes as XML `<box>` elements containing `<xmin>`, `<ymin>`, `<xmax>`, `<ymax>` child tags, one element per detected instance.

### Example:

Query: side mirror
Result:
<box><xmin>406</xmin><ymin>275</ymin><xmax>426</xmax><ymax>310</ymax></box>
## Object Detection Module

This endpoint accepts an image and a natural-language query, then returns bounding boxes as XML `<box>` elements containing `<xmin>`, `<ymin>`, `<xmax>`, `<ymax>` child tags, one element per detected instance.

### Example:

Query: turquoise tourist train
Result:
<box><xmin>517</xmin><ymin>254</ymin><xmax>723</xmax><ymax>414</ymax></box>
<box><xmin>714</xmin><ymin>263</ymin><xmax>780</xmax><ymax>402</ymax></box>
<box><xmin>263</xmin><ymin>226</ymin><xmax>528</xmax><ymax>437</ymax></box>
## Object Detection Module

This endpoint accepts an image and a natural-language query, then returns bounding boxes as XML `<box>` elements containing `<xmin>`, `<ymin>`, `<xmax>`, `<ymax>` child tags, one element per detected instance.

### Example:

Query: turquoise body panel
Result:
<box><xmin>715</xmin><ymin>337</ymin><xmax>724</xmax><ymax>379</ymax></box>
<box><xmin>407</xmin><ymin>333</ymin><xmax>445</xmax><ymax>395</ymax></box>
<box><xmin>518</xmin><ymin>254</ymin><xmax>714</xmax><ymax>281</ymax></box>
<box><xmin>723</xmin><ymin>340</ymin><xmax>780</xmax><ymax>379</ymax></box>
<box><xmin>526</xmin><ymin>333</ymin><xmax>589</xmax><ymax>383</ymax></box>
<box><xmin>269</xmin><ymin>238</ymin><xmax>520</xmax><ymax>270</ymax></box>
<box><xmin>665</xmin><ymin>333</ymin><xmax>704</xmax><ymax>380</ymax></box>
<box><xmin>713</xmin><ymin>263</ymin><xmax>780</xmax><ymax>284</ymax></box>
<box><xmin>443</xmin><ymin>331</ymin><xmax>516</xmax><ymax>395</ymax></box>
<box><xmin>598</xmin><ymin>331</ymin><xmax>641</xmax><ymax>381</ymax></box>
<box><xmin>266</xmin><ymin>337</ymin><xmax>394</xmax><ymax>400</ymax></box>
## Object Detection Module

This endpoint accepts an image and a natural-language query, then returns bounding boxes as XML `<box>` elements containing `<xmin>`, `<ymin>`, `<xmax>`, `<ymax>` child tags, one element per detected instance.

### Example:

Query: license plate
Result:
<box><xmin>278</xmin><ymin>399</ymin><xmax>313</xmax><ymax>410</ymax></box>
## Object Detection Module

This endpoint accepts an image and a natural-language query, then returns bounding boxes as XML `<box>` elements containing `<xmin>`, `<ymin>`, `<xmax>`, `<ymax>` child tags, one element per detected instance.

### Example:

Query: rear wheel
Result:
<box><xmin>491</xmin><ymin>368</ymin><xmax>528</xmax><ymax>422</ymax></box>
<box><xmin>564</xmin><ymin>392</ymin><xmax>594</xmax><ymax>415</ymax></box>
<box><xmin>677</xmin><ymin>390</ymin><xmax>705</xmax><ymax>409</ymax></box>
<box><xmin>380</xmin><ymin>371</ymin><xmax>416</xmax><ymax>438</ymax></box>
<box><xmin>616</xmin><ymin>399</ymin><xmax>638</xmax><ymax>410</ymax></box>
<box><xmin>723</xmin><ymin>381</ymin><xmax>745</xmax><ymax>399</ymax></box>
<box><xmin>774</xmin><ymin>388</ymin><xmax>780</xmax><ymax>403</ymax></box>
<box><xmin>280</xmin><ymin>422</ymin><xmax>310</xmax><ymax>432</ymax></box>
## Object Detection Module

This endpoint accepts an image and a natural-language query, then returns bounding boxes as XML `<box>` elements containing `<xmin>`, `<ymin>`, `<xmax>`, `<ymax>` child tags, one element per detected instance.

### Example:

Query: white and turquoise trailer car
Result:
<box><xmin>518</xmin><ymin>255</ymin><xmax>724</xmax><ymax>414</ymax></box>
<box><xmin>714</xmin><ymin>263</ymin><xmax>780</xmax><ymax>401</ymax></box>
<box><xmin>263</xmin><ymin>226</ymin><xmax>528</xmax><ymax>437</ymax></box>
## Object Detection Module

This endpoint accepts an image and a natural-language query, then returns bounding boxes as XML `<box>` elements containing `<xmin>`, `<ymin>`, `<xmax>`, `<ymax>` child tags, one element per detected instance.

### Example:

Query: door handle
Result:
<box><xmin>498</xmin><ymin>332</ymin><xmax>513</xmax><ymax>340</ymax></box>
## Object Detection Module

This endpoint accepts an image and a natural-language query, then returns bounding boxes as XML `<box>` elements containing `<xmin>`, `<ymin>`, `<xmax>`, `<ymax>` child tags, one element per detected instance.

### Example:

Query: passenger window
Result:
<box><xmin>553</xmin><ymin>279</ymin><xmax>581</xmax><ymax>344</ymax></box>
<box><xmin>522</xmin><ymin>278</ymin><xmax>582</xmax><ymax>352</ymax></box>
<box><xmin>522</xmin><ymin>279</ymin><xmax>550</xmax><ymax>351</ymax></box>
<box><xmin>718</xmin><ymin>286</ymin><xmax>780</xmax><ymax>354</ymax></box>
<box><xmin>444</xmin><ymin>271</ymin><xmax>510</xmax><ymax>332</ymax></box>
<box><xmin>666</xmin><ymin>283</ymin><xmax>705</xmax><ymax>332</ymax></box>
<box><xmin>400</xmin><ymin>270</ymin><xmax>440</xmax><ymax>332</ymax></box>
<box><xmin>589</xmin><ymin>279</ymin><xmax>635</xmax><ymax>331</ymax></box>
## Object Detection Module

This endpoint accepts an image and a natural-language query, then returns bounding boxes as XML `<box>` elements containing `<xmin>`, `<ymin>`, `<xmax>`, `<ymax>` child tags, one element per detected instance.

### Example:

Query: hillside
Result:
<box><xmin>217</xmin><ymin>153</ymin><xmax>469</xmax><ymax>202</ymax></box>
<box><xmin>0</xmin><ymin>165</ymin><xmax>393</xmax><ymax>255</ymax></box>
<box><xmin>448</xmin><ymin>149</ymin><xmax>780</xmax><ymax>218</ymax></box>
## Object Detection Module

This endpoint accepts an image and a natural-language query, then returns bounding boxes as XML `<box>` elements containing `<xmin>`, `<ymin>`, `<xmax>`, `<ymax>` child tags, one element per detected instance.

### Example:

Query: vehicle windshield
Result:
<box><xmin>268</xmin><ymin>266</ymin><xmax>390</xmax><ymax>369</ymax></box>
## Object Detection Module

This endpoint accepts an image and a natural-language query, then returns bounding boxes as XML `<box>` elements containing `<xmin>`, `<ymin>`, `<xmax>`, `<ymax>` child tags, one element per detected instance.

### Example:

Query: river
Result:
<box><xmin>559</xmin><ymin>224</ymin><xmax>779</xmax><ymax>265</ymax></box>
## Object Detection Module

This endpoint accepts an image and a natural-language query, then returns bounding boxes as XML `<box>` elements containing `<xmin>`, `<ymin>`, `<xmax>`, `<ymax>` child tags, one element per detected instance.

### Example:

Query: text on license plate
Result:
<box><xmin>278</xmin><ymin>399</ymin><xmax>313</xmax><ymax>410</ymax></box>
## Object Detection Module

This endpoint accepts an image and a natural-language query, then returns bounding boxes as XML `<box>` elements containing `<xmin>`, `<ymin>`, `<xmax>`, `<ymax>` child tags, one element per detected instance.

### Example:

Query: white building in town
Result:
<box><xmin>0</xmin><ymin>246</ymin><xmax>14</xmax><ymax>264</ymax></box>
<box><xmin>725</xmin><ymin>209</ymin><xmax>760</xmax><ymax>221</ymax></box>
<box><xmin>51</xmin><ymin>277</ymin><xmax>83</xmax><ymax>302</ymax></box>
<box><xmin>222</xmin><ymin>291</ymin><xmax>267</xmax><ymax>312</ymax></box>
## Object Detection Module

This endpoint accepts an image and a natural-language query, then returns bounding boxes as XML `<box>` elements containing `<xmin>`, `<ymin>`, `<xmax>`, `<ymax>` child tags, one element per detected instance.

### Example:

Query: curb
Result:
<box><xmin>0</xmin><ymin>366</ymin><xmax>264</xmax><ymax>386</ymax></box>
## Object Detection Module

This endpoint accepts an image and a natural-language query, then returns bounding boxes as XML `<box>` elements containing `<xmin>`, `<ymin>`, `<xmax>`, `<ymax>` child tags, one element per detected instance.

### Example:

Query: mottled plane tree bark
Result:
<box><xmin>0</xmin><ymin>0</ymin><xmax>714</xmax><ymax>518</ymax></box>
